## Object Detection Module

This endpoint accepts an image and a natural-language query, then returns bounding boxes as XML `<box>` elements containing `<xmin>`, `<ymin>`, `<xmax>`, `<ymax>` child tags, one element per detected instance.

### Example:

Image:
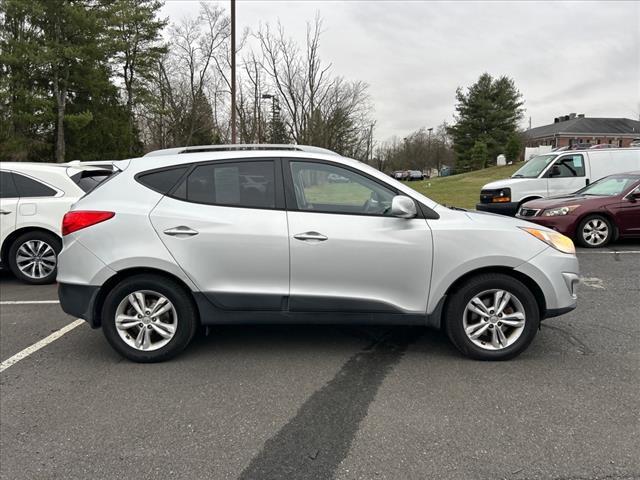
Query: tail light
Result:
<box><xmin>62</xmin><ymin>211</ymin><xmax>115</xmax><ymax>236</ymax></box>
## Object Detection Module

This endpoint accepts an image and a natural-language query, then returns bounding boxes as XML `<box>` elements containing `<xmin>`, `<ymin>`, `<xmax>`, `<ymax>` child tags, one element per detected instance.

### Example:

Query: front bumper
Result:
<box><xmin>515</xmin><ymin>214</ymin><xmax>579</xmax><ymax>238</ymax></box>
<box><xmin>58</xmin><ymin>283</ymin><xmax>101</xmax><ymax>328</ymax></box>
<box><xmin>515</xmin><ymin>248</ymin><xmax>579</xmax><ymax>319</ymax></box>
<box><xmin>476</xmin><ymin>201</ymin><xmax>519</xmax><ymax>216</ymax></box>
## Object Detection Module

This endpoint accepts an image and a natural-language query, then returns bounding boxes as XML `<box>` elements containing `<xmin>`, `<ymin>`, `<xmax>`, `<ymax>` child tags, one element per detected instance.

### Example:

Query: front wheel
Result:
<box><xmin>445</xmin><ymin>273</ymin><xmax>540</xmax><ymax>360</ymax></box>
<box><xmin>577</xmin><ymin>215</ymin><xmax>613</xmax><ymax>248</ymax></box>
<box><xmin>101</xmin><ymin>275</ymin><xmax>198</xmax><ymax>363</ymax></box>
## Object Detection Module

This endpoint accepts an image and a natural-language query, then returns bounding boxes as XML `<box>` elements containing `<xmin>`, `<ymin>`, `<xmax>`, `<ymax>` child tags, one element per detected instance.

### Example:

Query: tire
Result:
<box><xmin>576</xmin><ymin>214</ymin><xmax>613</xmax><ymax>248</ymax></box>
<box><xmin>7</xmin><ymin>231</ymin><xmax>61</xmax><ymax>285</ymax></box>
<box><xmin>101</xmin><ymin>274</ymin><xmax>198</xmax><ymax>363</ymax></box>
<box><xmin>444</xmin><ymin>273</ymin><xmax>540</xmax><ymax>361</ymax></box>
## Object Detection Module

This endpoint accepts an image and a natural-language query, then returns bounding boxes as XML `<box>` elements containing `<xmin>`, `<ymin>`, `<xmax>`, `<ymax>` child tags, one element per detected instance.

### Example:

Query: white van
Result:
<box><xmin>476</xmin><ymin>148</ymin><xmax>640</xmax><ymax>215</ymax></box>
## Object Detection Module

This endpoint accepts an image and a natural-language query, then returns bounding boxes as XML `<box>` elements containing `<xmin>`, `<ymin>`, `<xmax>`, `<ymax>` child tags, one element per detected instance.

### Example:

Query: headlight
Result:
<box><xmin>491</xmin><ymin>188</ymin><xmax>511</xmax><ymax>203</ymax></box>
<box><xmin>542</xmin><ymin>205</ymin><xmax>580</xmax><ymax>216</ymax></box>
<box><xmin>520</xmin><ymin>227</ymin><xmax>575</xmax><ymax>254</ymax></box>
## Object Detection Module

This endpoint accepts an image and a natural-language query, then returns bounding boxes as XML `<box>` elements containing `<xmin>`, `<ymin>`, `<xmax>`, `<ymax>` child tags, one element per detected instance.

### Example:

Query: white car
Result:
<box><xmin>0</xmin><ymin>162</ymin><xmax>113</xmax><ymax>284</ymax></box>
<box><xmin>477</xmin><ymin>148</ymin><xmax>640</xmax><ymax>215</ymax></box>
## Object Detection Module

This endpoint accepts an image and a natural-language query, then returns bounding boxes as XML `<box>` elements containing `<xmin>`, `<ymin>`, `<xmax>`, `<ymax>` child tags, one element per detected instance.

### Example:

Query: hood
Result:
<box><xmin>464</xmin><ymin>208</ymin><xmax>553</xmax><ymax>231</ymax></box>
<box><xmin>482</xmin><ymin>178</ymin><xmax>539</xmax><ymax>190</ymax></box>
<box><xmin>523</xmin><ymin>194</ymin><xmax>615</xmax><ymax>210</ymax></box>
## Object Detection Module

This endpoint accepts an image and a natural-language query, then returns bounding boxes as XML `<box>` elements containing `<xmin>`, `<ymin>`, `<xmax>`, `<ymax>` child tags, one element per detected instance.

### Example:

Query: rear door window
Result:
<box><xmin>12</xmin><ymin>173</ymin><xmax>57</xmax><ymax>197</ymax></box>
<box><xmin>173</xmin><ymin>161</ymin><xmax>276</xmax><ymax>209</ymax></box>
<box><xmin>0</xmin><ymin>171</ymin><xmax>18</xmax><ymax>198</ymax></box>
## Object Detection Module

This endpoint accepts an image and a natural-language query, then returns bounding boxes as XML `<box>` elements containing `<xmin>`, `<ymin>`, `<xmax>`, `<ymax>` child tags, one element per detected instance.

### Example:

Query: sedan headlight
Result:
<box><xmin>542</xmin><ymin>205</ymin><xmax>580</xmax><ymax>217</ymax></box>
<box><xmin>520</xmin><ymin>227</ymin><xmax>575</xmax><ymax>254</ymax></box>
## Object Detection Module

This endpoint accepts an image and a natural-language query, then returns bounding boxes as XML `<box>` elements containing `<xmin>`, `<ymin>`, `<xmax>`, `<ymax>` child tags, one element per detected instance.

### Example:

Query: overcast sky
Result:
<box><xmin>161</xmin><ymin>1</ymin><xmax>639</xmax><ymax>142</ymax></box>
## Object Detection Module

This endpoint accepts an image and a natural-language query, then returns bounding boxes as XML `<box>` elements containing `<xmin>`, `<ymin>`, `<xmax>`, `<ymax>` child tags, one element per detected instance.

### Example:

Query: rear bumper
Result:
<box><xmin>475</xmin><ymin>202</ymin><xmax>519</xmax><ymax>216</ymax></box>
<box><xmin>58</xmin><ymin>283</ymin><xmax>101</xmax><ymax>328</ymax></box>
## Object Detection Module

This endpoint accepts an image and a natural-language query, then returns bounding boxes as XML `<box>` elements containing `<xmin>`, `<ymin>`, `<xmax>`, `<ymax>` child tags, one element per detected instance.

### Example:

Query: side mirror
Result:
<box><xmin>548</xmin><ymin>165</ymin><xmax>562</xmax><ymax>177</ymax></box>
<box><xmin>629</xmin><ymin>189</ymin><xmax>640</xmax><ymax>201</ymax></box>
<box><xmin>391</xmin><ymin>195</ymin><xmax>417</xmax><ymax>218</ymax></box>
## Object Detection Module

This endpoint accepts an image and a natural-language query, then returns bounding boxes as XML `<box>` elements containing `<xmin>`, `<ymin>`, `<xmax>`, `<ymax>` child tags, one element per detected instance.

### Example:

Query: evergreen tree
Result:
<box><xmin>107</xmin><ymin>0</ymin><xmax>166</xmax><ymax>156</ymax></box>
<box><xmin>469</xmin><ymin>140</ymin><xmax>490</xmax><ymax>169</ymax></box>
<box><xmin>504</xmin><ymin>133</ymin><xmax>522</xmax><ymax>163</ymax></box>
<box><xmin>448</xmin><ymin>73</ymin><xmax>524</xmax><ymax>170</ymax></box>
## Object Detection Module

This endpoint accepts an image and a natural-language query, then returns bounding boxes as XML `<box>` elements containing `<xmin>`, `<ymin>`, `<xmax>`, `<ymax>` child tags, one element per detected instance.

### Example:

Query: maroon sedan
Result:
<box><xmin>516</xmin><ymin>172</ymin><xmax>640</xmax><ymax>248</ymax></box>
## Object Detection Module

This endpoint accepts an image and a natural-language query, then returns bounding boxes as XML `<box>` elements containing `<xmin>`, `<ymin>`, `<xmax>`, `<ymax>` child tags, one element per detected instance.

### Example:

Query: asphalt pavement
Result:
<box><xmin>1</xmin><ymin>243</ymin><xmax>639</xmax><ymax>480</ymax></box>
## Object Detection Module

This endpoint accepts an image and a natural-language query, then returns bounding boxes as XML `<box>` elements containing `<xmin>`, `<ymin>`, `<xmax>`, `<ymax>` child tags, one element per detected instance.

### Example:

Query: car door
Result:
<box><xmin>607</xmin><ymin>184</ymin><xmax>640</xmax><ymax>237</ymax></box>
<box><xmin>545</xmin><ymin>153</ymin><xmax>588</xmax><ymax>196</ymax></box>
<box><xmin>0</xmin><ymin>171</ymin><xmax>19</xmax><ymax>252</ymax></box>
<box><xmin>149</xmin><ymin>158</ymin><xmax>290</xmax><ymax>310</ymax></box>
<box><xmin>284</xmin><ymin>159</ymin><xmax>433</xmax><ymax>314</ymax></box>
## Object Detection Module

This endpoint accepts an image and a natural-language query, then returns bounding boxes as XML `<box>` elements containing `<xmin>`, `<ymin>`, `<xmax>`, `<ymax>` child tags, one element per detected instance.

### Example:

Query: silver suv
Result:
<box><xmin>57</xmin><ymin>145</ymin><xmax>579</xmax><ymax>362</ymax></box>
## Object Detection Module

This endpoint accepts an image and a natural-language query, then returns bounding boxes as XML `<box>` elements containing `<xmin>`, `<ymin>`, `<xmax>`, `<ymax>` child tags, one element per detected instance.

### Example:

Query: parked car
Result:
<box><xmin>589</xmin><ymin>144</ymin><xmax>617</xmax><ymax>149</ymax></box>
<box><xmin>0</xmin><ymin>162</ymin><xmax>113</xmax><ymax>284</ymax></box>
<box><xmin>57</xmin><ymin>144</ymin><xmax>579</xmax><ymax>363</ymax></box>
<box><xmin>569</xmin><ymin>143</ymin><xmax>592</xmax><ymax>150</ymax></box>
<box><xmin>408</xmin><ymin>170</ymin><xmax>424</xmax><ymax>181</ymax></box>
<box><xmin>517</xmin><ymin>172</ymin><xmax>640</xmax><ymax>247</ymax></box>
<box><xmin>630</xmin><ymin>139</ymin><xmax>640</xmax><ymax>148</ymax></box>
<box><xmin>477</xmin><ymin>148</ymin><xmax>640</xmax><ymax>216</ymax></box>
<box><xmin>392</xmin><ymin>170</ymin><xmax>410</xmax><ymax>181</ymax></box>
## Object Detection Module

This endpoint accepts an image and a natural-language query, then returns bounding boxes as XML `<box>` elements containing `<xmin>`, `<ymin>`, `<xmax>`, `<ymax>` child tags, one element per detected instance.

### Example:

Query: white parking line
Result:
<box><xmin>577</xmin><ymin>250</ymin><xmax>640</xmax><ymax>254</ymax></box>
<box><xmin>0</xmin><ymin>300</ymin><xmax>60</xmax><ymax>305</ymax></box>
<box><xmin>0</xmin><ymin>319</ymin><xmax>84</xmax><ymax>373</ymax></box>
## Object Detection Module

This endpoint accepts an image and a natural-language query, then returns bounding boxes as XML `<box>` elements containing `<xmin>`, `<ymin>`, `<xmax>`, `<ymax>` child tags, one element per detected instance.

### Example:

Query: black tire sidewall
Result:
<box><xmin>8</xmin><ymin>231</ymin><xmax>61</xmax><ymax>285</ymax></box>
<box><xmin>101</xmin><ymin>275</ymin><xmax>198</xmax><ymax>363</ymax></box>
<box><xmin>576</xmin><ymin>215</ymin><xmax>613</xmax><ymax>248</ymax></box>
<box><xmin>445</xmin><ymin>274</ymin><xmax>540</xmax><ymax>361</ymax></box>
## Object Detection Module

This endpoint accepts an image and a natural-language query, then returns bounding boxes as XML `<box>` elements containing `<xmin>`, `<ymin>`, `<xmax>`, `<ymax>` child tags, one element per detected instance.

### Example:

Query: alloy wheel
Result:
<box><xmin>462</xmin><ymin>289</ymin><xmax>526</xmax><ymax>350</ymax></box>
<box><xmin>582</xmin><ymin>219</ymin><xmax>609</xmax><ymax>246</ymax></box>
<box><xmin>16</xmin><ymin>240</ymin><xmax>57</xmax><ymax>280</ymax></box>
<box><xmin>115</xmin><ymin>290</ymin><xmax>178</xmax><ymax>351</ymax></box>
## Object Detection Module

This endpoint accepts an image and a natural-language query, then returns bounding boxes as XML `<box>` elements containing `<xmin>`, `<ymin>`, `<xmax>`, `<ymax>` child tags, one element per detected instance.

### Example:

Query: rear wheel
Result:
<box><xmin>577</xmin><ymin>215</ymin><xmax>613</xmax><ymax>248</ymax></box>
<box><xmin>7</xmin><ymin>231</ymin><xmax>60</xmax><ymax>285</ymax></box>
<box><xmin>445</xmin><ymin>273</ymin><xmax>540</xmax><ymax>360</ymax></box>
<box><xmin>101</xmin><ymin>275</ymin><xmax>198</xmax><ymax>362</ymax></box>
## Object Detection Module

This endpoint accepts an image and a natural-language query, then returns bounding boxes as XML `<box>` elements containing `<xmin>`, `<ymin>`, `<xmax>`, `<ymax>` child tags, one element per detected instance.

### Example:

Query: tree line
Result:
<box><xmin>1</xmin><ymin>0</ymin><xmax>374</xmax><ymax>162</ymax></box>
<box><xmin>1</xmin><ymin>0</ymin><xmax>525</xmax><ymax>172</ymax></box>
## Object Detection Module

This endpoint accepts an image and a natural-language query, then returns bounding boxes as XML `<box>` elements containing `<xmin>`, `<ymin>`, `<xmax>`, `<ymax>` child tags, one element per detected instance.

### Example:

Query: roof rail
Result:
<box><xmin>143</xmin><ymin>144</ymin><xmax>339</xmax><ymax>157</ymax></box>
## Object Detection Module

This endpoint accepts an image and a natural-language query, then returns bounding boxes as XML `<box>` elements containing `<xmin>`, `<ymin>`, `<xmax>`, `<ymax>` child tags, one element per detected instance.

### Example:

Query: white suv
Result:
<box><xmin>57</xmin><ymin>145</ymin><xmax>580</xmax><ymax>362</ymax></box>
<box><xmin>0</xmin><ymin>162</ymin><xmax>112</xmax><ymax>284</ymax></box>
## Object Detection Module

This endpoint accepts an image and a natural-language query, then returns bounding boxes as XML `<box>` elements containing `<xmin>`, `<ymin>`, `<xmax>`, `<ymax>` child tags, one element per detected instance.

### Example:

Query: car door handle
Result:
<box><xmin>163</xmin><ymin>226</ymin><xmax>199</xmax><ymax>237</ymax></box>
<box><xmin>293</xmin><ymin>231</ymin><xmax>328</xmax><ymax>242</ymax></box>
<box><xmin>0</xmin><ymin>209</ymin><xmax>11</xmax><ymax>215</ymax></box>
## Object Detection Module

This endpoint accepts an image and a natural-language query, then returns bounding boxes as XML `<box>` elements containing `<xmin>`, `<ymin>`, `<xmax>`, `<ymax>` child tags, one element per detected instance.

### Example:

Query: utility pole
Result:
<box><xmin>427</xmin><ymin>127</ymin><xmax>433</xmax><ymax>174</ymax></box>
<box><xmin>230</xmin><ymin>0</ymin><xmax>237</xmax><ymax>144</ymax></box>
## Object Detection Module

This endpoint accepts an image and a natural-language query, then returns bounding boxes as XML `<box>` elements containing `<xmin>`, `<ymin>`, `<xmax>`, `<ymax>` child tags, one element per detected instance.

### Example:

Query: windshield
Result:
<box><xmin>577</xmin><ymin>176</ymin><xmax>638</xmax><ymax>196</ymax></box>
<box><xmin>512</xmin><ymin>154</ymin><xmax>557</xmax><ymax>178</ymax></box>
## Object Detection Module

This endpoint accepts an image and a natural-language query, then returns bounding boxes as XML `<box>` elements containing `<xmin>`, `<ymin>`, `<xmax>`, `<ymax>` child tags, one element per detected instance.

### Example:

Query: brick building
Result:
<box><xmin>524</xmin><ymin>114</ymin><xmax>640</xmax><ymax>149</ymax></box>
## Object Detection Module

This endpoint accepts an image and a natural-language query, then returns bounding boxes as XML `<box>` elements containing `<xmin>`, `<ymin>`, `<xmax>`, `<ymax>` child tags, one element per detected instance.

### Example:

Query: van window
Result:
<box><xmin>548</xmin><ymin>155</ymin><xmax>585</xmax><ymax>178</ymax></box>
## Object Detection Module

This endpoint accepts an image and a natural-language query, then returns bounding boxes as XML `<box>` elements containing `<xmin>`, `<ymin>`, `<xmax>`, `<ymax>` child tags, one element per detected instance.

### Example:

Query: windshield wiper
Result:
<box><xmin>512</xmin><ymin>174</ymin><xmax>524</xmax><ymax>178</ymax></box>
<box><xmin>446</xmin><ymin>205</ymin><xmax>467</xmax><ymax>211</ymax></box>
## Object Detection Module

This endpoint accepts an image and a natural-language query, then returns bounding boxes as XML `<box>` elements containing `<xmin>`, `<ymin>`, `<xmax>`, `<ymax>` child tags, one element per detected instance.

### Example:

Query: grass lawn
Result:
<box><xmin>407</xmin><ymin>163</ymin><xmax>523</xmax><ymax>209</ymax></box>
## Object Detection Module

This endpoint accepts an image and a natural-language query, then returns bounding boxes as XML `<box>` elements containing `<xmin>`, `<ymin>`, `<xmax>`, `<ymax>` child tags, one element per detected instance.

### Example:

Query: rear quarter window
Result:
<box><xmin>0</xmin><ymin>171</ymin><xmax>18</xmax><ymax>198</ymax></box>
<box><xmin>136</xmin><ymin>167</ymin><xmax>188</xmax><ymax>194</ymax></box>
<box><xmin>69</xmin><ymin>170</ymin><xmax>113</xmax><ymax>193</ymax></box>
<box><xmin>12</xmin><ymin>173</ymin><xmax>57</xmax><ymax>197</ymax></box>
